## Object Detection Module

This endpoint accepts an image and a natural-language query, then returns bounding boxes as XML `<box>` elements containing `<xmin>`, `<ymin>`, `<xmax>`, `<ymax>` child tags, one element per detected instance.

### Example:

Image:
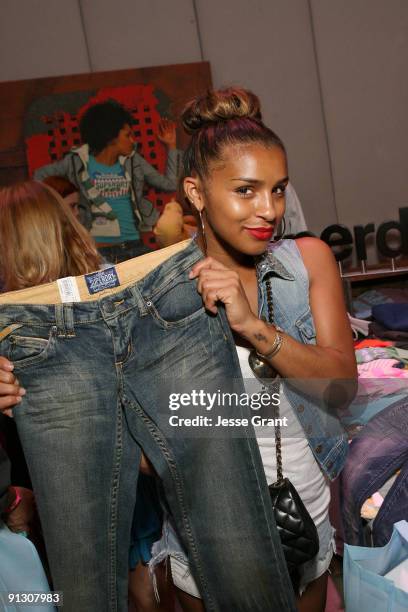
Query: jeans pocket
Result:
<box><xmin>5</xmin><ymin>325</ymin><xmax>57</xmax><ymax>368</ymax></box>
<box><xmin>146</xmin><ymin>277</ymin><xmax>205</xmax><ymax>329</ymax></box>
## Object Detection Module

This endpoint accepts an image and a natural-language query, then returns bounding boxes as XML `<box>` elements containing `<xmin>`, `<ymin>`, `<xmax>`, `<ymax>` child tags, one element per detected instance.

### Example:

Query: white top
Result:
<box><xmin>237</xmin><ymin>345</ymin><xmax>330</xmax><ymax>527</ymax></box>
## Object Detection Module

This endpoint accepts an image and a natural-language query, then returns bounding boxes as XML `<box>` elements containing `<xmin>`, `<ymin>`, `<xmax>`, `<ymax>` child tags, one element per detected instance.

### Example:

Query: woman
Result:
<box><xmin>0</xmin><ymin>181</ymin><xmax>172</xmax><ymax>611</ymax></box>
<box><xmin>146</xmin><ymin>87</ymin><xmax>357</xmax><ymax>612</ymax></box>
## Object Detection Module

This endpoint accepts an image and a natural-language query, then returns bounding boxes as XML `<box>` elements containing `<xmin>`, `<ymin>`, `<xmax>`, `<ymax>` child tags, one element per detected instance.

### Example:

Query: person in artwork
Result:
<box><xmin>34</xmin><ymin>99</ymin><xmax>181</xmax><ymax>263</ymax></box>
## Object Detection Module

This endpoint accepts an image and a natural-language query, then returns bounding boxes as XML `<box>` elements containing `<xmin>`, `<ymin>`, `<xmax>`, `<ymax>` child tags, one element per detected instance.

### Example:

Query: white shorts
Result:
<box><xmin>150</xmin><ymin>512</ymin><xmax>336</xmax><ymax>599</ymax></box>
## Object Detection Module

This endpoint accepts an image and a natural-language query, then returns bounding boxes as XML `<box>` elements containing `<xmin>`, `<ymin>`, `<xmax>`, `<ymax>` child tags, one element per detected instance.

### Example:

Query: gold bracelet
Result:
<box><xmin>256</xmin><ymin>330</ymin><xmax>284</xmax><ymax>360</ymax></box>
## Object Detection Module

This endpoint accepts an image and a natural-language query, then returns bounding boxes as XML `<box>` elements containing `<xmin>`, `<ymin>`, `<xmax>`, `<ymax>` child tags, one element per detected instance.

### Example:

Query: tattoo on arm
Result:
<box><xmin>253</xmin><ymin>333</ymin><xmax>268</xmax><ymax>343</ymax></box>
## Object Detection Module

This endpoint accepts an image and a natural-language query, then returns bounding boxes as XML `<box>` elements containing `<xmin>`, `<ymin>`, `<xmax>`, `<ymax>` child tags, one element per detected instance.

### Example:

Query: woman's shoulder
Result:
<box><xmin>266</xmin><ymin>237</ymin><xmax>337</xmax><ymax>284</ymax></box>
<box><xmin>295</xmin><ymin>236</ymin><xmax>335</xmax><ymax>264</ymax></box>
<box><xmin>295</xmin><ymin>236</ymin><xmax>339</xmax><ymax>284</ymax></box>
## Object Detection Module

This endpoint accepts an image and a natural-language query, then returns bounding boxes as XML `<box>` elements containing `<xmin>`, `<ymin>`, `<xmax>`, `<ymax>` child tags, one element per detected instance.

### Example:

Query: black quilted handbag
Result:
<box><xmin>248</xmin><ymin>277</ymin><xmax>319</xmax><ymax>591</ymax></box>
<box><xmin>269</xmin><ymin>464</ymin><xmax>320</xmax><ymax>590</ymax></box>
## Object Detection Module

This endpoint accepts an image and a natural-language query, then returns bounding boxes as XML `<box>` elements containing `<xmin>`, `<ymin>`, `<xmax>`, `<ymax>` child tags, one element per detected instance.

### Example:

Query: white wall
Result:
<box><xmin>1</xmin><ymin>0</ymin><xmax>407</xmax><ymax>248</ymax></box>
<box><xmin>80</xmin><ymin>0</ymin><xmax>201</xmax><ymax>71</ymax></box>
<box><xmin>310</xmin><ymin>0</ymin><xmax>408</xmax><ymax>231</ymax></box>
<box><xmin>0</xmin><ymin>0</ymin><xmax>90</xmax><ymax>79</ymax></box>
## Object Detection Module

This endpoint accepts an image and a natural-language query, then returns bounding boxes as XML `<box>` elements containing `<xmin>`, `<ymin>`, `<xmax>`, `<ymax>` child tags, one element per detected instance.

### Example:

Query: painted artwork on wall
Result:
<box><xmin>24</xmin><ymin>85</ymin><xmax>176</xmax><ymax>246</ymax></box>
<box><xmin>0</xmin><ymin>62</ymin><xmax>212</xmax><ymax>247</ymax></box>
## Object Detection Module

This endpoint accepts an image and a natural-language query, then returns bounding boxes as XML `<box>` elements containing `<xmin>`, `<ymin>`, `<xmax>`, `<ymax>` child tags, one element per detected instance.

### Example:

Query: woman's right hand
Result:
<box><xmin>0</xmin><ymin>357</ymin><xmax>25</xmax><ymax>417</ymax></box>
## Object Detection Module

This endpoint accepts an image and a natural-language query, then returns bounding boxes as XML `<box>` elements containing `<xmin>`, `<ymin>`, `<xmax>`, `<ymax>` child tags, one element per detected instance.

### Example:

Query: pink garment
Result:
<box><xmin>357</xmin><ymin>358</ymin><xmax>408</xmax><ymax>397</ymax></box>
<box><xmin>358</xmin><ymin>358</ymin><xmax>408</xmax><ymax>378</ymax></box>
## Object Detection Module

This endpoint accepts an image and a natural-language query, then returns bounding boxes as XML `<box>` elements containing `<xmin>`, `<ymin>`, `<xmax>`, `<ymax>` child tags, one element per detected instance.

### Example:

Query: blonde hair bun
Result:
<box><xmin>182</xmin><ymin>87</ymin><xmax>262</xmax><ymax>134</ymax></box>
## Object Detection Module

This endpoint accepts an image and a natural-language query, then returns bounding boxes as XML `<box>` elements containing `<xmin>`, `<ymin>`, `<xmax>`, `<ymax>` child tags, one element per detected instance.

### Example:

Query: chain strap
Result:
<box><xmin>265</xmin><ymin>277</ymin><xmax>284</xmax><ymax>484</ymax></box>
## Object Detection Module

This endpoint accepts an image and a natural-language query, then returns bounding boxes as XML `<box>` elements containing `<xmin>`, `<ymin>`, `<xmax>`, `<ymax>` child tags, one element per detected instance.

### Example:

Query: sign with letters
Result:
<box><xmin>319</xmin><ymin>206</ymin><xmax>408</xmax><ymax>264</ymax></box>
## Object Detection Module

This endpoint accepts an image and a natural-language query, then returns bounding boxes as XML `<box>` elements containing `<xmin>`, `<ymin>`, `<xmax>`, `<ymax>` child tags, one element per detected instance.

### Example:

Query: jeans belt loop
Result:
<box><xmin>64</xmin><ymin>303</ymin><xmax>76</xmax><ymax>337</ymax></box>
<box><xmin>55</xmin><ymin>304</ymin><xmax>75</xmax><ymax>338</ymax></box>
<box><xmin>129</xmin><ymin>283</ymin><xmax>148</xmax><ymax>317</ymax></box>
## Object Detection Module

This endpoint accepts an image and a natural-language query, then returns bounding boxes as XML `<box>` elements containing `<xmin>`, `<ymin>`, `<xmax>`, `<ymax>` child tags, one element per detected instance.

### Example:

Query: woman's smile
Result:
<box><xmin>243</xmin><ymin>226</ymin><xmax>275</xmax><ymax>241</ymax></box>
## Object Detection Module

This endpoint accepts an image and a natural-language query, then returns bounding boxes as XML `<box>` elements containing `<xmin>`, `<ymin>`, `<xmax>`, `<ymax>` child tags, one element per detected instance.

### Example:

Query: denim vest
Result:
<box><xmin>256</xmin><ymin>239</ymin><xmax>348</xmax><ymax>481</ymax></box>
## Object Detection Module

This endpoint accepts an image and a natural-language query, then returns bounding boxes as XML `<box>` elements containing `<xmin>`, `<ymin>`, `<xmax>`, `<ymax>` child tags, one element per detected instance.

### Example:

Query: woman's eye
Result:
<box><xmin>273</xmin><ymin>184</ymin><xmax>287</xmax><ymax>197</ymax></box>
<box><xmin>236</xmin><ymin>186</ymin><xmax>253</xmax><ymax>197</ymax></box>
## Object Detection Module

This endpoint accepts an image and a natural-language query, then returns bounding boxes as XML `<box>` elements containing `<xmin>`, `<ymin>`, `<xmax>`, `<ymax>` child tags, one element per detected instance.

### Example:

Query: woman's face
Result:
<box><xmin>115</xmin><ymin>123</ymin><xmax>135</xmax><ymax>157</ymax></box>
<box><xmin>191</xmin><ymin>143</ymin><xmax>288</xmax><ymax>258</ymax></box>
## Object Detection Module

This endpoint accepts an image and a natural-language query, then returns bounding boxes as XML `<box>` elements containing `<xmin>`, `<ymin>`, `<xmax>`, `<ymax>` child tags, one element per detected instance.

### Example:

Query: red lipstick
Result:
<box><xmin>244</xmin><ymin>227</ymin><xmax>274</xmax><ymax>241</ymax></box>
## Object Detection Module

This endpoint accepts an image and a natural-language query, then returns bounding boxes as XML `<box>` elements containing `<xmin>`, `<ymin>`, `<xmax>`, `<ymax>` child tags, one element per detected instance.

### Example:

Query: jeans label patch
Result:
<box><xmin>85</xmin><ymin>267</ymin><xmax>120</xmax><ymax>294</ymax></box>
<box><xmin>57</xmin><ymin>277</ymin><xmax>81</xmax><ymax>303</ymax></box>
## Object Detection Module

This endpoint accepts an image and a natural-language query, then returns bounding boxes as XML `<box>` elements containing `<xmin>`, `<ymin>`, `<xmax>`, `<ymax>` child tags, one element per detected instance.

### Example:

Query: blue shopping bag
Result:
<box><xmin>0</xmin><ymin>523</ymin><xmax>56</xmax><ymax>611</ymax></box>
<box><xmin>344</xmin><ymin>520</ymin><xmax>408</xmax><ymax>612</ymax></box>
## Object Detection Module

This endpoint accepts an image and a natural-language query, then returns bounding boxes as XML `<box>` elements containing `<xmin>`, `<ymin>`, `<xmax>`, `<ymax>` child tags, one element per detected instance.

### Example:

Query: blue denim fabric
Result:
<box><xmin>0</xmin><ymin>240</ymin><xmax>295</xmax><ymax>612</ymax></box>
<box><xmin>257</xmin><ymin>240</ymin><xmax>348</xmax><ymax>480</ymax></box>
<box><xmin>340</xmin><ymin>396</ymin><xmax>408</xmax><ymax>546</ymax></box>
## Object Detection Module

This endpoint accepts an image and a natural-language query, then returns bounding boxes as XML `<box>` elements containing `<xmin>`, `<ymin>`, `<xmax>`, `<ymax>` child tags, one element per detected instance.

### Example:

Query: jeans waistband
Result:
<box><xmin>0</xmin><ymin>240</ymin><xmax>202</xmax><ymax>328</ymax></box>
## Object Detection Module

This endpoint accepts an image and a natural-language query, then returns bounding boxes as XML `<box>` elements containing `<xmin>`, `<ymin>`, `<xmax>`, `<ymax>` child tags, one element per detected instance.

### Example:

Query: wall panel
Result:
<box><xmin>0</xmin><ymin>0</ymin><xmax>90</xmax><ymax>81</ymax></box>
<box><xmin>80</xmin><ymin>0</ymin><xmax>201</xmax><ymax>71</ymax></box>
<box><xmin>311</xmin><ymin>0</ymin><xmax>408</xmax><ymax>239</ymax></box>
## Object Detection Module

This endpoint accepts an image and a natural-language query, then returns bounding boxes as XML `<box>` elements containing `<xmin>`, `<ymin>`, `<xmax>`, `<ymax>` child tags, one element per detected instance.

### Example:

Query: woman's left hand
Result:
<box><xmin>189</xmin><ymin>257</ymin><xmax>257</xmax><ymax>335</ymax></box>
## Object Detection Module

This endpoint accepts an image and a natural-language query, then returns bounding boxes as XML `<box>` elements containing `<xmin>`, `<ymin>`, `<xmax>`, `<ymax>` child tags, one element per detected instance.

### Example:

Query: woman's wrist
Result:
<box><xmin>231</xmin><ymin>314</ymin><xmax>262</xmax><ymax>339</ymax></box>
<box><xmin>245</xmin><ymin>318</ymin><xmax>283</xmax><ymax>359</ymax></box>
<box><xmin>256</xmin><ymin>331</ymin><xmax>283</xmax><ymax>360</ymax></box>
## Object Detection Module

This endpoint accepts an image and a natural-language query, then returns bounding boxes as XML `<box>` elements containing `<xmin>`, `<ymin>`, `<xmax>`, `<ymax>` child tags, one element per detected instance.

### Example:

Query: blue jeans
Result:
<box><xmin>0</xmin><ymin>241</ymin><xmax>295</xmax><ymax>612</ymax></box>
<box><xmin>340</xmin><ymin>396</ymin><xmax>408</xmax><ymax>546</ymax></box>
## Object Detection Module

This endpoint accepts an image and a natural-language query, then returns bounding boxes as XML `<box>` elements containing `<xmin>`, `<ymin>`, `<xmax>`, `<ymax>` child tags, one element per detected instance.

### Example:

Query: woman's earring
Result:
<box><xmin>198</xmin><ymin>209</ymin><xmax>208</xmax><ymax>256</ymax></box>
<box><xmin>273</xmin><ymin>216</ymin><xmax>286</xmax><ymax>242</ymax></box>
